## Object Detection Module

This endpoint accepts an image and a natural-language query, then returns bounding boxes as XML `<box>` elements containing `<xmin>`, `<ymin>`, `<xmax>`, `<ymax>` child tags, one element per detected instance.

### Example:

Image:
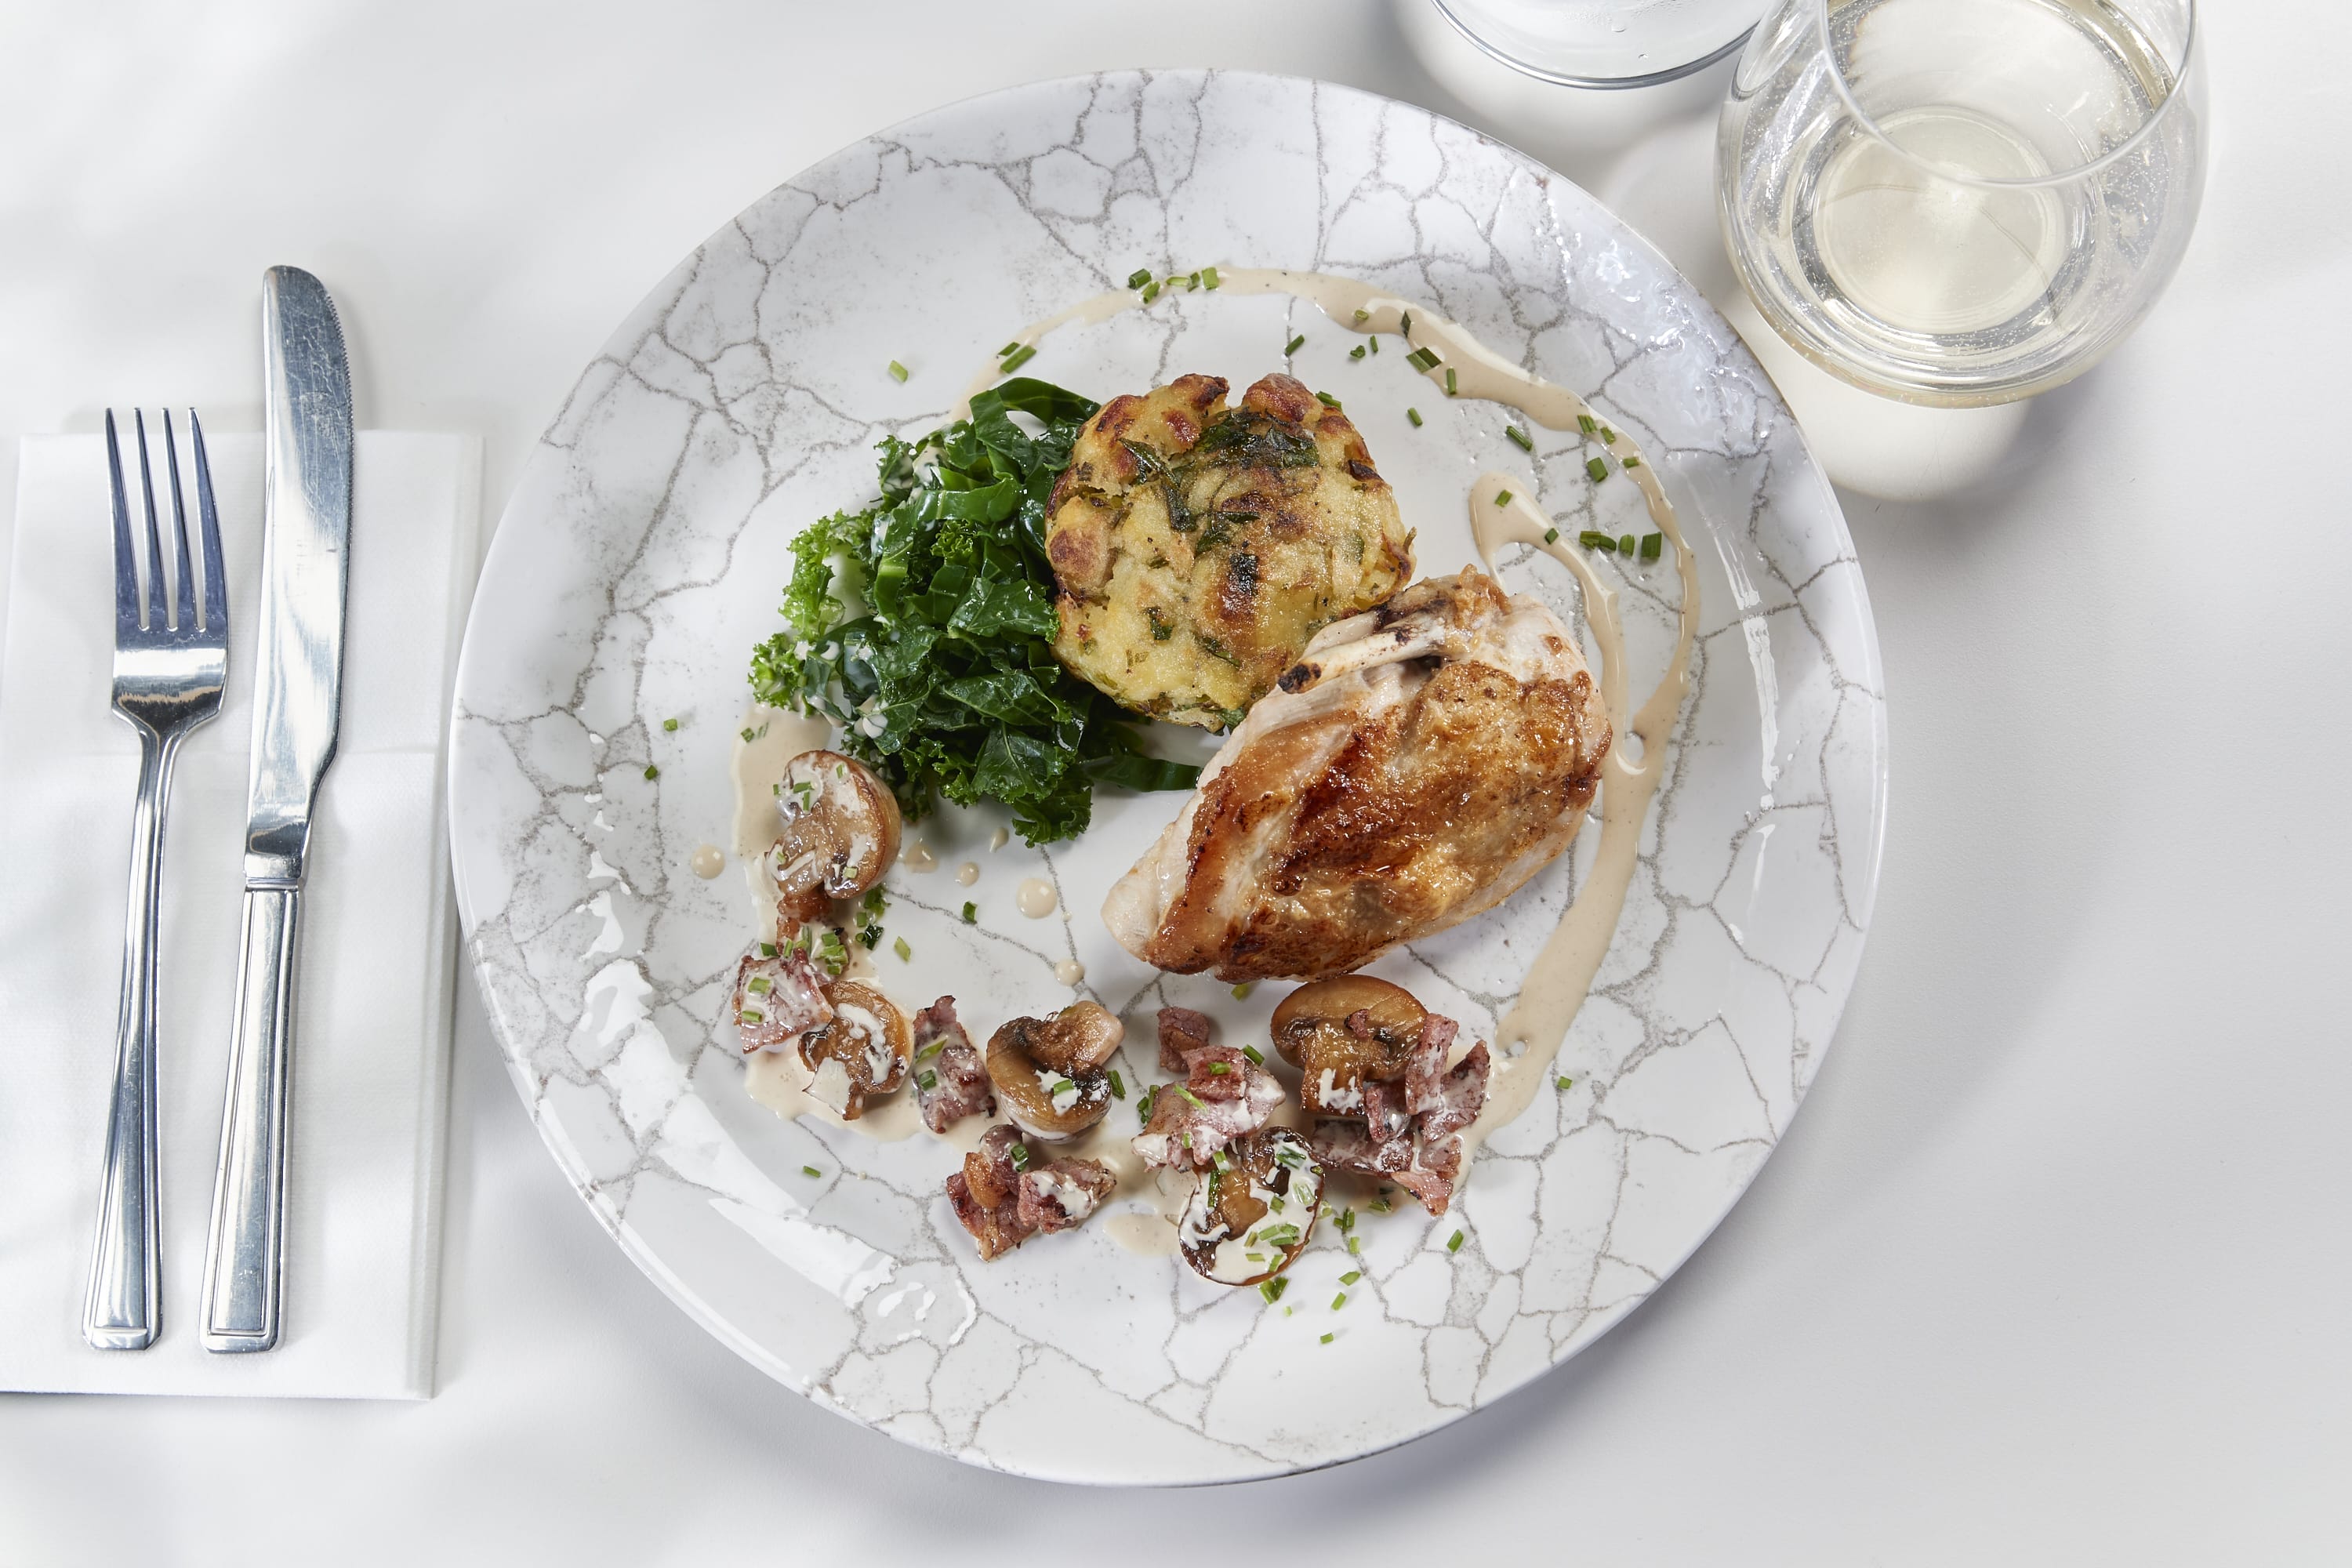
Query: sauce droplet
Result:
<box><xmin>954</xmin><ymin>861</ymin><xmax>980</xmax><ymax>887</ymax></box>
<box><xmin>902</xmin><ymin>839</ymin><xmax>938</xmax><ymax>873</ymax></box>
<box><xmin>689</xmin><ymin>844</ymin><xmax>725</xmax><ymax>879</ymax></box>
<box><xmin>1015</xmin><ymin>878</ymin><xmax>1058</xmax><ymax>919</ymax></box>
<box><xmin>989</xmin><ymin>826</ymin><xmax>1009</xmax><ymax>852</ymax></box>
<box><xmin>1054</xmin><ymin>959</ymin><xmax>1086</xmax><ymax>986</ymax></box>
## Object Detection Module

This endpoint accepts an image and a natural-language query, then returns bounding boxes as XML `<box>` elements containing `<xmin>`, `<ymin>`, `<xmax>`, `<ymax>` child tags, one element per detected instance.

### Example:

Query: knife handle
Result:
<box><xmin>201</xmin><ymin>885</ymin><xmax>301</xmax><ymax>1352</ymax></box>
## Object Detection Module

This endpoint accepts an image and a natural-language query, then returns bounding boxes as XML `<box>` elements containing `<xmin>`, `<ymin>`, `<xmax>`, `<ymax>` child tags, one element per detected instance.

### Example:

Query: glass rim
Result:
<box><xmin>1430</xmin><ymin>0</ymin><xmax>1759</xmax><ymax>90</ymax></box>
<box><xmin>1814</xmin><ymin>0</ymin><xmax>2198</xmax><ymax>191</ymax></box>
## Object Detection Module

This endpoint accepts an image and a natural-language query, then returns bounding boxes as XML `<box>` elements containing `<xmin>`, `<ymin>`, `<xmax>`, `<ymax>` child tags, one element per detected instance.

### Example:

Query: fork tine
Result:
<box><xmin>132</xmin><ymin>411</ymin><xmax>165</xmax><ymax>631</ymax></box>
<box><xmin>106</xmin><ymin>412</ymin><xmax>141</xmax><ymax>637</ymax></box>
<box><xmin>190</xmin><ymin>411</ymin><xmax>227</xmax><ymax>636</ymax></box>
<box><xmin>162</xmin><ymin>411</ymin><xmax>196</xmax><ymax>633</ymax></box>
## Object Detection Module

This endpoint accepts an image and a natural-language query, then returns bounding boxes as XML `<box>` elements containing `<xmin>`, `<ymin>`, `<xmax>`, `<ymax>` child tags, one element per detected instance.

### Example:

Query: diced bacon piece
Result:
<box><xmin>1363</xmin><ymin>1077</ymin><xmax>1413</xmax><ymax>1143</ymax></box>
<box><xmin>1134</xmin><ymin>1056</ymin><xmax>1284</xmax><ymax>1172</ymax></box>
<box><xmin>1016</xmin><ymin>1158</ymin><xmax>1116</xmax><ymax>1234</ymax></box>
<box><xmin>947</xmin><ymin>1125</ymin><xmax>1038</xmax><ymax>1261</ymax></box>
<box><xmin>1156</xmin><ymin>1005</ymin><xmax>1215</xmax><ymax>1073</ymax></box>
<box><xmin>1184</xmin><ymin>1044</ymin><xmax>1254</xmax><ymax>1102</ymax></box>
<box><xmin>1414</xmin><ymin>1040</ymin><xmax>1490</xmax><ymax>1141</ymax></box>
<box><xmin>731</xmin><ymin>948</ymin><xmax>832</xmax><ymax>1053</ymax></box>
<box><xmin>910</xmin><ymin>996</ymin><xmax>995</xmax><ymax>1134</ymax></box>
<box><xmin>1305</xmin><ymin>1121</ymin><xmax>1466</xmax><ymax>1216</ymax></box>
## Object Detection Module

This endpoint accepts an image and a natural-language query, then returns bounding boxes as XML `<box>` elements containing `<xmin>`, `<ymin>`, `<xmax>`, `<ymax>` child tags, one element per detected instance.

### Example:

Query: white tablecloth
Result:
<box><xmin>1</xmin><ymin>1</ymin><xmax>2344</xmax><ymax>1561</ymax></box>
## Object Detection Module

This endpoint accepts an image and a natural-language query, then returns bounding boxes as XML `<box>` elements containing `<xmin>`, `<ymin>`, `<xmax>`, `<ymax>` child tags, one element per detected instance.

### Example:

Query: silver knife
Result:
<box><xmin>199</xmin><ymin>267</ymin><xmax>352</xmax><ymax>1352</ymax></box>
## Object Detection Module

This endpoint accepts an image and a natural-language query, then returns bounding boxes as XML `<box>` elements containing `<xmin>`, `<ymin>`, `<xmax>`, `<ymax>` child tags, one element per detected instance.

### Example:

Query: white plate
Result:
<box><xmin>448</xmin><ymin>69</ymin><xmax>1887</xmax><ymax>1484</ymax></box>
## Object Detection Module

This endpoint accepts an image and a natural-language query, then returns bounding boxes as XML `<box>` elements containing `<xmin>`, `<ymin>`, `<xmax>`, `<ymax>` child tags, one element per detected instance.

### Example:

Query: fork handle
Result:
<box><xmin>85</xmin><ymin>728</ymin><xmax>178</xmax><ymax>1350</ymax></box>
<box><xmin>200</xmin><ymin>884</ymin><xmax>301</xmax><ymax>1352</ymax></box>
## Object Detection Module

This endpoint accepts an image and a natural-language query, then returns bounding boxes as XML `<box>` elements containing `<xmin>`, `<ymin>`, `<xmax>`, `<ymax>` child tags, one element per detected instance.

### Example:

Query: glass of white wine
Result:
<box><xmin>1718</xmin><ymin>0</ymin><xmax>2203</xmax><ymax>405</ymax></box>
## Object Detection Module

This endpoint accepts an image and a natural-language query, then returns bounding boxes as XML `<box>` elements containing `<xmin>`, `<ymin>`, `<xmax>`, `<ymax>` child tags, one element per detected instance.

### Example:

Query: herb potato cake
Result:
<box><xmin>1044</xmin><ymin>372</ymin><xmax>1414</xmax><ymax>729</ymax></box>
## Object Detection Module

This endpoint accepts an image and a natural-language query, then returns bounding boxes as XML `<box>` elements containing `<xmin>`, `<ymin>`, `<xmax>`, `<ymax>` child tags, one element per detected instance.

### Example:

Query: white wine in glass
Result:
<box><xmin>1719</xmin><ymin>0</ymin><xmax>2204</xmax><ymax>405</ymax></box>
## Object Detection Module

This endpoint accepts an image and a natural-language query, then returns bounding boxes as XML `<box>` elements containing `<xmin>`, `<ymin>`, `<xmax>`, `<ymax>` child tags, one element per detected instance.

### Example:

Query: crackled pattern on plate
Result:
<box><xmin>448</xmin><ymin>70</ymin><xmax>1886</xmax><ymax>1484</ymax></box>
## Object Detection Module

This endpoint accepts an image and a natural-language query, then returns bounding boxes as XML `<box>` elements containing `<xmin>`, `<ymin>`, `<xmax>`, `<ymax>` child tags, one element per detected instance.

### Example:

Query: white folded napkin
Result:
<box><xmin>0</xmin><ymin>430</ymin><xmax>480</xmax><ymax>1398</ymax></box>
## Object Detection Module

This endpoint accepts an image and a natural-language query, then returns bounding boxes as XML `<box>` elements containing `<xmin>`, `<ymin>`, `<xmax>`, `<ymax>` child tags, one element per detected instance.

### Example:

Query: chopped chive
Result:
<box><xmin>1556</xmin><ymin>1074</ymin><xmax>1573</xmax><ymax>1090</ymax></box>
<box><xmin>802</xmin><ymin>1164</ymin><xmax>821</xmax><ymax>1178</ymax></box>
<box><xmin>1367</xmin><ymin>335</ymin><xmax>1378</xmax><ymax>354</ymax></box>
<box><xmin>1445</xmin><ymin>368</ymin><xmax>1457</xmax><ymax>396</ymax></box>
<box><xmin>1231</xmin><ymin>982</ymin><xmax>1254</xmax><ymax>1000</ymax></box>
<box><xmin>1586</xmin><ymin>456</ymin><xmax>1609</xmax><ymax>483</ymax></box>
<box><xmin>998</xmin><ymin>343</ymin><xmax>1036</xmax><ymax>374</ymax></box>
<box><xmin>1601</xmin><ymin>425</ymin><xmax>1617</xmax><ymax>444</ymax></box>
<box><xmin>887</xmin><ymin>360</ymin><xmax>909</xmax><ymax>383</ymax></box>
<box><xmin>1620</xmin><ymin>533</ymin><xmax>1635</xmax><ymax>554</ymax></box>
<box><xmin>1126</xmin><ymin>267</ymin><xmax>1152</xmax><ymax>289</ymax></box>
<box><xmin>892</xmin><ymin>935</ymin><xmax>911</xmax><ymax>961</ymax></box>
<box><xmin>1284</xmin><ymin>333</ymin><xmax>1305</xmax><ymax>355</ymax></box>
<box><xmin>1205</xmin><ymin>1062</ymin><xmax>1232</xmax><ymax>1076</ymax></box>
<box><xmin>1315</xmin><ymin>391</ymin><xmax>1340</xmax><ymax>409</ymax></box>
<box><xmin>1319</xmin><ymin>1332</ymin><xmax>1334</xmax><ymax>1345</ymax></box>
<box><xmin>1177</xmin><ymin>1086</ymin><xmax>1206</xmax><ymax>1109</ymax></box>
<box><xmin>1544</xmin><ymin>527</ymin><xmax>1561</xmax><ymax>545</ymax></box>
<box><xmin>1577</xmin><ymin>412</ymin><xmax>1597</xmax><ymax>435</ymax></box>
<box><xmin>1341</xmin><ymin>1269</ymin><xmax>1360</xmax><ymax>1285</ymax></box>
<box><xmin>1009</xmin><ymin>1142</ymin><xmax>1030</xmax><ymax>1172</ymax></box>
<box><xmin>662</xmin><ymin>717</ymin><xmax>679</xmax><ymax>731</ymax></box>
<box><xmin>739</xmin><ymin>727</ymin><xmax>755</xmax><ymax>742</ymax></box>
<box><xmin>1335</xmin><ymin>1207</ymin><xmax>1355</xmax><ymax>1231</ymax></box>
<box><xmin>1201</xmin><ymin>266</ymin><xmax>1220</xmax><ymax>289</ymax></box>
<box><xmin>1580</xmin><ymin>530</ymin><xmax>1616</xmax><ymax>552</ymax></box>
<box><xmin>998</xmin><ymin>340</ymin><xmax>1021</xmax><ymax>357</ymax></box>
<box><xmin>642</xmin><ymin>764</ymin><xmax>659</xmax><ymax>780</ymax></box>
<box><xmin>1399</xmin><ymin>310</ymin><xmax>1414</xmax><ymax>336</ymax></box>
<box><xmin>746</xmin><ymin>976</ymin><xmax>771</xmax><ymax>994</ymax></box>
<box><xmin>1349</xmin><ymin>344</ymin><xmax>1367</xmax><ymax>361</ymax></box>
<box><xmin>1447</xmin><ymin>1230</ymin><xmax>1465</xmax><ymax>1253</ymax></box>
<box><xmin>1623</xmin><ymin>455</ymin><xmax>1642</xmax><ymax>469</ymax></box>
<box><xmin>1353</xmin><ymin>307</ymin><xmax>1370</xmax><ymax>322</ymax></box>
<box><xmin>738</xmin><ymin>1008</ymin><xmax>763</xmax><ymax>1025</ymax></box>
<box><xmin>1260</xmin><ymin>1276</ymin><xmax>1288</xmax><ymax>1303</ymax></box>
<box><xmin>960</xmin><ymin>901</ymin><xmax>977</xmax><ymax>924</ymax></box>
<box><xmin>757</xmin><ymin>942</ymin><xmax>777</xmax><ymax>959</ymax></box>
<box><xmin>1494</xmin><ymin>489</ymin><xmax>1514</xmax><ymax>507</ymax></box>
<box><xmin>1242</xmin><ymin>1044</ymin><xmax>1265</xmax><ymax>1065</ymax></box>
<box><xmin>1141</xmin><ymin>280</ymin><xmax>1160</xmax><ymax>303</ymax></box>
<box><xmin>917</xmin><ymin>1069</ymin><xmax>938</xmax><ymax>1090</ymax></box>
<box><xmin>1505</xmin><ymin>425</ymin><xmax>1534</xmax><ymax>452</ymax></box>
<box><xmin>1348</xmin><ymin>1235</ymin><xmax>1360</xmax><ymax>1254</ymax></box>
<box><xmin>1639</xmin><ymin>533</ymin><xmax>1664</xmax><ymax>561</ymax></box>
<box><xmin>1109</xmin><ymin>1069</ymin><xmax>1126</xmax><ymax>1100</ymax></box>
<box><xmin>1331</xmin><ymin>1293</ymin><xmax>1348</xmax><ymax>1310</ymax></box>
<box><xmin>1406</xmin><ymin>407</ymin><xmax>1423</xmax><ymax>427</ymax></box>
<box><xmin>1404</xmin><ymin>347</ymin><xmax>1441</xmax><ymax>372</ymax></box>
<box><xmin>1188</xmin><ymin>271</ymin><xmax>1201</xmax><ymax>289</ymax></box>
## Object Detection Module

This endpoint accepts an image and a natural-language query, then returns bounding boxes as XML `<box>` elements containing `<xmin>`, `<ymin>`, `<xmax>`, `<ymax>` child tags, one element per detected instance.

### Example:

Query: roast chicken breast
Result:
<box><xmin>1102</xmin><ymin>568</ymin><xmax>1611</xmax><ymax>981</ymax></box>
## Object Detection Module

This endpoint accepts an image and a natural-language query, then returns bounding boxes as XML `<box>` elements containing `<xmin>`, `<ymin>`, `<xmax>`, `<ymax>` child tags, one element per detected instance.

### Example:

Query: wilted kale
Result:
<box><xmin>748</xmin><ymin>377</ymin><xmax>1197</xmax><ymax>845</ymax></box>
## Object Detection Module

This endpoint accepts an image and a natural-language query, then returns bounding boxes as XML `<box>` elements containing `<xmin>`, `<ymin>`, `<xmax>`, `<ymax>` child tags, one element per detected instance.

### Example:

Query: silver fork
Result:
<box><xmin>84</xmin><ymin>408</ymin><xmax>228</xmax><ymax>1351</ymax></box>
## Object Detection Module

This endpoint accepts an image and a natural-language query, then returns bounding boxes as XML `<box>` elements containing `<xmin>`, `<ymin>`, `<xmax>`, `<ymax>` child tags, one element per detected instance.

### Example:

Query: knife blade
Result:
<box><xmin>200</xmin><ymin>265</ymin><xmax>353</xmax><ymax>1352</ymax></box>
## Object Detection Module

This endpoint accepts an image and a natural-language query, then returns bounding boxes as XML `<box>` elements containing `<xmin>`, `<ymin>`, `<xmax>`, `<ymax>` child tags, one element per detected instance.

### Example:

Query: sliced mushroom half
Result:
<box><xmin>994</xmin><ymin>1000</ymin><xmax>1124</xmax><ymax>1074</ymax></box>
<box><xmin>985</xmin><ymin>1014</ymin><xmax>1112</xmax><ymax>1142</ymax></box>
<box><xmin>771</xmin><ymin>750</ymin><xmax>902</xmax><ymax>929</ymax></box>
<box><xmin>1179</xmin><ymin>1127</ymin><xmax>1326</xmax><ymax>1287</ymax></box>
<box><xmin>1270</xmin><ymin>975</ymin><xmax>1428</xmax><ymax>1118</ymax></box>
<box><xmin>797</xmin><ymin>979</ymin><xmax>910</xmax><ymax>1120</ymax></box>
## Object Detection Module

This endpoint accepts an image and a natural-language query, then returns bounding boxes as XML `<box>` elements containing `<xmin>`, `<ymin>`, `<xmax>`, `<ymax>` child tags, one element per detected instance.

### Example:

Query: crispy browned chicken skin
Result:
<box><xmin>1103</xmin><ymin>568</ymin><xmax>1611</xmax><ymax>981</ymax></box>
<box><xmin>1046</xmin><ymin>372</ymin><xmax>1413</xmax><ymax>729</ymax></box>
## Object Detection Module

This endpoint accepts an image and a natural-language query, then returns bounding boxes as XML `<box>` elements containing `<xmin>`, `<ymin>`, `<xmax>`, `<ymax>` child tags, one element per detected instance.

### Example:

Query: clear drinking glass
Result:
<box><xmin>1717</xmin><ymin>0</ymin><xmax>2204</xmax><ymax>405</ymax></box>
<box><xmin>1431</xmin><ymin>0</ymin><xmax>1769</xmax><ymax>88</ymax></box>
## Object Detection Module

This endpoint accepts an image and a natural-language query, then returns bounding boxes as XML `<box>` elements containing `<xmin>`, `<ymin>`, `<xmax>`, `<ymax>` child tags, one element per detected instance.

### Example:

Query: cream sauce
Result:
<box><xmin>988</xmin><ymin>826</ymin><xmax>1010</xmax><ymax>852</ymax></box>
<box><xmin>1014</xmin><ymin>878</ymin><xmax>1058</xmax><ymax>919</ymax></box>
<box><xmin>1054</xmin><ymin>959</ymin><xmax>1086</xmax><ymax>987</ymax></box>
<box><xmin>688</xmin><ymin>844</ymin><xmax>726</xmax><ymax>880</ymax></box>
<box><xmin>901</xmin><ymin>839</ymin><xmax>938</xmax><ymax>873</ymax></box>
<box><xmin>954</xmin><ymin>861</ymin><xmax>980</xmax><ymax>887</ymax></box>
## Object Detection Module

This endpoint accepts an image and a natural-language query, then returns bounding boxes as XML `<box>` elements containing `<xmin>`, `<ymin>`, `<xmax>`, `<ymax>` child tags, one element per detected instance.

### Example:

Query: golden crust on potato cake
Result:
<box><xmin>1044</xmin><ymin>372</ymin><xmax>1414</xmax><ymax>729</ymax></box>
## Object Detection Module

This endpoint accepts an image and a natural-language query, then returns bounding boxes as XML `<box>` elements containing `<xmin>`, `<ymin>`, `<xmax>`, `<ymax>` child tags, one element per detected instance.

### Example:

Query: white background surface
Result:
<box><xmin>2</xmin><ymin>1</ymin><xmax>2346</xmax><ymax>1561</ymax></box>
